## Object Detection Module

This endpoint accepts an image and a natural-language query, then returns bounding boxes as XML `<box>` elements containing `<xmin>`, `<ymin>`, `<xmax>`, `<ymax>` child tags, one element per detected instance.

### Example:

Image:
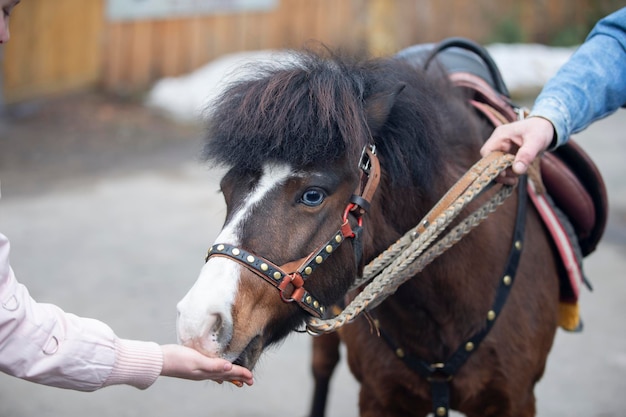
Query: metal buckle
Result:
<box><xmin>426</xmin><ymin>363</ymin><xmax>453</xmax><ymax>382</ymax></box>
<box><xmin>358</xmin><ymin>144</ymin><xmax>377</xmax><ymax>174</ymax></box>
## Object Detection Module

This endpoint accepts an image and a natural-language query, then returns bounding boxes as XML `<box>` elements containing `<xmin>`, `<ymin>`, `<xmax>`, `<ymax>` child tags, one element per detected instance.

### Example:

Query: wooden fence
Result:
<box><xmin>1</xmin><ymin>0</ymin><xmax>622</xmax><ymax>102</ymax></box>
<box><xmin>2</xmin><ymin>0</ymin><xmax>103</xmax><ymax>103</ymax></box>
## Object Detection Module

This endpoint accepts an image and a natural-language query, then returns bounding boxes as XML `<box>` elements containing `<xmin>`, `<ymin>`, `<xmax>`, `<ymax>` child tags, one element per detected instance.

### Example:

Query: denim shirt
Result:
<box><xmin>530</xmin><ymin>7</ymin><xmax>626</xmax><ymax>148</ymax></box>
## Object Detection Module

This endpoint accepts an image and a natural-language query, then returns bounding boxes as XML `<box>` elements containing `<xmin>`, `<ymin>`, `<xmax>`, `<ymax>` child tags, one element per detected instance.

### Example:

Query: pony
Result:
<box><xmin>176</xmin><ymin>45</ymin><xmax>561</xmax><ymax>417</ymax></box>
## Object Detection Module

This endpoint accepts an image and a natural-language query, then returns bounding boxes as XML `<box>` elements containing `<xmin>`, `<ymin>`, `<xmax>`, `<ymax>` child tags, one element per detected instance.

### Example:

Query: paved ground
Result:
<box><xmin>0</xmin><ymin>93</ymin><xmax>624</xmax><ymax>417</ymax></box>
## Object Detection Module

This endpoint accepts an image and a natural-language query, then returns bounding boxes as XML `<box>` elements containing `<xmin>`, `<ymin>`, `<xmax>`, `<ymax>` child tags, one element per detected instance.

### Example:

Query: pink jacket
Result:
<box><xmin>0</xmin><ymin>233</ymin><xmax>163</xmax><ymax>391</ymax></box>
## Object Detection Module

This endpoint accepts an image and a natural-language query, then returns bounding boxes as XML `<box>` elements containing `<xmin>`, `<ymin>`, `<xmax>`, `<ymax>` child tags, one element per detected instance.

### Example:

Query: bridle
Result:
<box><xmin>205</xmin><ymin>145</ymin><xmax>381</xmax><ymax>318</ymax></box>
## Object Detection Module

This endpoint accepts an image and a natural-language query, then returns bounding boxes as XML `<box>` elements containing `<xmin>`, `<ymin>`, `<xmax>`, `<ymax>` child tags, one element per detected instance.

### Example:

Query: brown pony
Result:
<box><xmin>176</xmin><ymin>45</ymin><xmax>560</xmax><ymax>417</ymax></box>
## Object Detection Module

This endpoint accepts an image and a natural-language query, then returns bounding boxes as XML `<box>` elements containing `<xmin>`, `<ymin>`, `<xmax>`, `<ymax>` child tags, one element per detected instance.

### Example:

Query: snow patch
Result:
<box><xmin>146</xmin><ymin>44</ymin><xmax>577</xmax><ymax>123</ymax></box>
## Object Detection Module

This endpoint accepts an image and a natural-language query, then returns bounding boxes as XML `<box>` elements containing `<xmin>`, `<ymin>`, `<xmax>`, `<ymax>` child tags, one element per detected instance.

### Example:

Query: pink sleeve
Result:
<box><xmin>0</xmin><ymin>233</ymin><xmax>163</xmax><ymax>391</ymax></box>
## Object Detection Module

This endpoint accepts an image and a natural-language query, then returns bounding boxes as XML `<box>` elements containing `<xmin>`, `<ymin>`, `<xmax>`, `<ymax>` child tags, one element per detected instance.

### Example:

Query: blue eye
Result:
<box><xmin>300</xmin><ymin>188</ymin><xmax>326</xmax><ymax>207</ymax></box>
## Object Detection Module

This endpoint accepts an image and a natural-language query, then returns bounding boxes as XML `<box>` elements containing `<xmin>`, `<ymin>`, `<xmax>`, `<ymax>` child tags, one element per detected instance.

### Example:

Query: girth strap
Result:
<box><xmin>378</xmin><ymin>175</ymin><xmax>528</xmax><ymax>417</ymax></box>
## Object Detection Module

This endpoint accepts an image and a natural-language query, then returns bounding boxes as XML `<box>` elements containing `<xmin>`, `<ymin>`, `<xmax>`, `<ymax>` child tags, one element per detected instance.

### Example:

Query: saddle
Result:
<box><xmin>396</xmin><ymin>38</ymin><xmax>609</xmax><ymax>330</ymax></box>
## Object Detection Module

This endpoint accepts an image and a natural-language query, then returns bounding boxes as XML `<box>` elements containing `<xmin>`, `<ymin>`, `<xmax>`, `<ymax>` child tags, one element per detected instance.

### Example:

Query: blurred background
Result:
<box><xmin>1</xmin><ymin>0</ymin><xmax>623</xmax><ymax>104</ymax></box>
<box><xmin>1</xmin><ymin>1</ymin><xmax>625</xmax><ymax>417</ymax></box>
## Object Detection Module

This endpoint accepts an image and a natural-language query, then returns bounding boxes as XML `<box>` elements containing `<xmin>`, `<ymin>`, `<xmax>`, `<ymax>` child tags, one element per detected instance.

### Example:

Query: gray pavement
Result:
<box><xmin>0</xmin><ymin>99</ymin><xmax>624</xmax><ymax>417</ymax></box>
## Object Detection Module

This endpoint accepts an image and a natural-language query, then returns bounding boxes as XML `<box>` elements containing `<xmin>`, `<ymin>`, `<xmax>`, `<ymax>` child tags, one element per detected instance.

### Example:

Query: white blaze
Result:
<box><xmin>176</xmin><ymin>163</ymin><xmax>294</xmax><ymax>358</ymax></box>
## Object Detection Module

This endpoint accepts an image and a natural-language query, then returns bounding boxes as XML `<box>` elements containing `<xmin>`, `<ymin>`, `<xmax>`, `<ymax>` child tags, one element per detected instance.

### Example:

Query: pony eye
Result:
<box><xmin>299</xmin><ymin>188</ymin><xmax>326</xmax><ymax>207</ymax></box>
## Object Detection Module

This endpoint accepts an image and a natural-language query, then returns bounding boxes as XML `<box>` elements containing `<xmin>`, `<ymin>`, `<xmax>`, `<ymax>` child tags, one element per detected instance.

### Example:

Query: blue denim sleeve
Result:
<box><xmin>530</xmin><ymin>7</ymin><xmax>626</xmax><ymax>148</ymax></box>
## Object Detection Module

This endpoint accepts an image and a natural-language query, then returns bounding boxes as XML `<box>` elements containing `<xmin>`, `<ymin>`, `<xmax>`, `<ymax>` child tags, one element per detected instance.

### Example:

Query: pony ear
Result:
<box><xmin>364</xmin><ymin>83</ymin><xmax>406</xmax><ymax>135</ymax></box>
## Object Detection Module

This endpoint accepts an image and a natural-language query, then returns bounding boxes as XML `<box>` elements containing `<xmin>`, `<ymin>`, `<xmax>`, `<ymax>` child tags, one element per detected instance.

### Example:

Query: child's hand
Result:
<box><xmin>160</xmin><ymin>344</ymin><xmax>254</xmax><ymax>386</ymax></box>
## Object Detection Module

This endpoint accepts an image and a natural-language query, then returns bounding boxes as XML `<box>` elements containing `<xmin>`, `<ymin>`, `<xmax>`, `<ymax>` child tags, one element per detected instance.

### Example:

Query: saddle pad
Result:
<box><xmin>527</xmin><ymin>178</ymin><xmax>585</xmax><ymax>331</ymax></box>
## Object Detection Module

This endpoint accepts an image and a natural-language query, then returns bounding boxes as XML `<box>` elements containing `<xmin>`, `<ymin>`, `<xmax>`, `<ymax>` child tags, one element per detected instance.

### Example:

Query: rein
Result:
<box><xmin>306</xmin><ymin>151</ymin><xmax>516</xmax><ymax>334</ymax></box>
<box><xmin>378</xmin><ymin>175</ymin><xmax>528</xmax><ymax>417</ymax></box>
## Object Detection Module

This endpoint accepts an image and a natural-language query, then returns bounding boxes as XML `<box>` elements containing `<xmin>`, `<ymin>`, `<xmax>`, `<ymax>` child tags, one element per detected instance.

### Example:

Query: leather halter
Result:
<box><xmin>205</xmin><ymin>145</ymin><xmax>381</xmax><ymax>318</ymax></box>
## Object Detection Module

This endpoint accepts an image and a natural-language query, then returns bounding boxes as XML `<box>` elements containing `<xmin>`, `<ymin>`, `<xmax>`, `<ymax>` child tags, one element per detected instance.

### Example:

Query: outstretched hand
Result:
<box><xmin>160</xmin><ymin>344</ymin><xmax>254</xmax><ymax>387</ymax></box>
<box><xmin>480</xmin><ymin>116</ymin><xmax>555</xmax><ymax>184</ymax></box>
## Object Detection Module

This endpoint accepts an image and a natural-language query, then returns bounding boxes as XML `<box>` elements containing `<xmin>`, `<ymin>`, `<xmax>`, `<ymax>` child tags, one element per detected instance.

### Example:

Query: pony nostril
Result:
<box><xmin>212</xmin><ymin>314</ymin><xmax>223</xmax><ymax>334</ymax></box>
<box><xmin>177</xmin><ymin>308</ymin><xmax>233</xmax><ymax>358</ymax></box>
<box><xmin>206</xmin><ymin>314</ymin><xmax>224</xmax><ymax>343</ymax></box>
<box><xmin>193</xmin><ymin>313</ymin><xmax>232</xmax><ymax>357</ymax></box>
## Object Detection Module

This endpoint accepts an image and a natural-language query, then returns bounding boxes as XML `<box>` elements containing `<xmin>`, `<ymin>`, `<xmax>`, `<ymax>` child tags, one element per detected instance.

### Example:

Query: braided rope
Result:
<box><xmin>307</xmin><ymin>153</ymin><xmax>515</xmax><ymax>335</ymax></box>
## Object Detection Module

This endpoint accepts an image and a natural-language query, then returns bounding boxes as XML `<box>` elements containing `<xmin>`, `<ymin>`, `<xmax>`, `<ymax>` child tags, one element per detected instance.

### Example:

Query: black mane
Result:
<box><xmin>203</xmin><ymin>48</ymin><xmax>482</xmax><ymax>187</ymax></box>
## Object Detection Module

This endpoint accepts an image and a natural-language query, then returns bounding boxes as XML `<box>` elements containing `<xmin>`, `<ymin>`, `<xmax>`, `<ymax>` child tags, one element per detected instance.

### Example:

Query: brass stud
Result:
<box><xmin>304</xmin><ymin>266</ymin><xmax>313</xmax><ymax>275</ymax></box>
<box><xmin>246</xmin><ymin>255</ymin><xmax>255</xmax><ymax>263</ymax></box>
<box><xmin>436</xmin><ymin>406</ymin><xmax>447</xmax><ymax>416</ymax></box>
<box><xmin>217</xmin><ymin>244</ymin><xmax>225</xmax><ymax>251</ymax></box>
<box><xmin>260</xmin><ymin>263</ymin><xmax>269</xmax><ymax>272</ymax></box>
<box><xmin>396</xmin><ymin>348</ymin><xmax>405</xmax><ymax>358</ymax></box>
<box><xmin>465</xmin><ymin>342</ymin><xmax>474</xmax><ymax>352</ymax></box>
<box><xmin>305</xmin><ymin>295</ymin><xmax>312</xmax><ymax>304</ymax></box>
<box><xmin>515</xmin><ymin>240</ymin><xmax>523</xmax><ymax>250</ymax></box>
<box><xmin>325</xmin><ymin>245</ymin><xmax>333</xmax><ymax>253</ymax></box>
<box><xmin>273</xmin><ymin>272</ymin><xmax>282</xmax><ymax>280</ymax></box>
<box><xmin>320</xmin><ymin>306</ymin><xmax>325</xmax><ymax>313</ymax></box>
<box><xmin>487</xmin><ymin>310</ymin><xmax>496</xmax><ymax>321</ymax></box>
<box><xmin>207</xmin><ymin>247</ymin><xmax>213</xmax><ymax>253</ymax></box>
<box><xmin>231</xmin><ymin>248</ymin><xmax>240</xmax><ymax>256</ymax></box>
<box><xmin>315</xmin><ymin>255</ymin><xmax>323</xmax><ymax>264</ymax></box>
<box><xmin>313</xmin><ymin>300</ymin><xmax>320</xmax><ymax>308</ymax></box>
<box><xmin>503</xmin><ymin>275</ymin><xmax>512</xmax><ymax>286</ymax></box>
<box><xmin>335</xmin><ymin>234</ymin><xmax>342</xmax><ymax>243</ymax></box>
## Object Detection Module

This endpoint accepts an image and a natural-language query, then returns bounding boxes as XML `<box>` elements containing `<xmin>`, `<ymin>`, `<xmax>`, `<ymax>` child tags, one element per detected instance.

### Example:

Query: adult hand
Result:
<box><xmin>480</xmin><ymin>116</ymin><xmax>555</xmax><ymax>184</ymax></box>
<box><xmin>160</xmin><ymin>344</ymin><xmax>254</xmax><ymax>386</ymax></box>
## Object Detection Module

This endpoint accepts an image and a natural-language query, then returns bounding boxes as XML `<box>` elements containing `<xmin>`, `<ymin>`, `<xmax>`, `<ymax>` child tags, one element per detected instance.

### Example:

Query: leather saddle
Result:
<box><xmin>396</xmin><ymin>38</ymin><xmax>608</xmax><ymax>257</ymax></box>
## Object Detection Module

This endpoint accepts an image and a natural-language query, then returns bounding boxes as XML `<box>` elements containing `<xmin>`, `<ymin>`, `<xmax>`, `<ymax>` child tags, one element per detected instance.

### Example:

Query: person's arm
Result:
<box><xmin>0</xmin><ymin>233</ymin><xmax>252</xmax><ymax>391</ymax></box>
<box><xmin>481</xmin><ymin>8</ymin><xmax>626</xmax><ymax>175</ymax></box>
<box><xmin>532</xmin><ymin>7</ymin><xmax>626</xmax><ymax>148</ymax></box>
<box><xmin>0</xmin><ymin>233</ymin><xmax>163</xmax><ymax>391</ymax></box>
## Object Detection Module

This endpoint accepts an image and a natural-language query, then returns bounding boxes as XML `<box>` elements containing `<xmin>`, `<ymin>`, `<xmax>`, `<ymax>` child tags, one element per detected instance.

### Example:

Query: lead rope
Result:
<box><xmin>307</xmin><ymin>152</ymin><xmax>515</xmax><ymax>335</ymax></box>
